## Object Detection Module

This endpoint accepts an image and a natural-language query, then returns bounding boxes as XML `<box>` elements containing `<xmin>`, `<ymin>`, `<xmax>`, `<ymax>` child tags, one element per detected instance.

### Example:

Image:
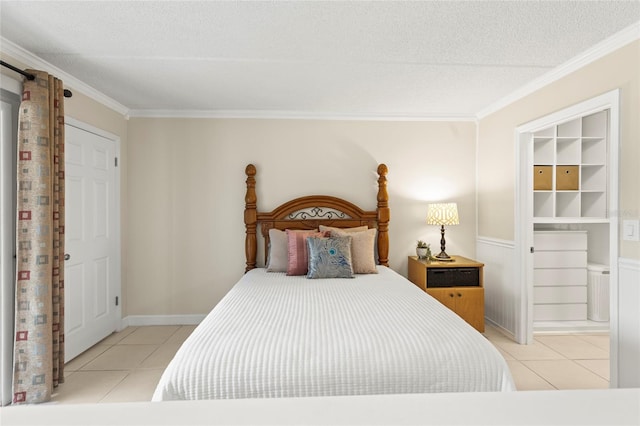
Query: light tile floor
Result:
<box><xmin>52</xmin><ymin>325</ymin><xmax>196</xmax><ymax>404</ymax></box>
<box><xmin>483</xmin><ymin>324</ymin><xmax>609</xmax><ymax>391</ymax></box>
<box><xmin>51</xmin><ymin>324</ymin><xmax>610</xmax><ymax>403</ymax></box>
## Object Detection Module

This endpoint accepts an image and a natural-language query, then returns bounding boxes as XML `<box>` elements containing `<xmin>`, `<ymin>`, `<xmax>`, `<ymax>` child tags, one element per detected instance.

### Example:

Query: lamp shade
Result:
<box><xmin>426</xmin><ymin>203</ymin><xmax>459</xmax><ymax>226</ymax></box>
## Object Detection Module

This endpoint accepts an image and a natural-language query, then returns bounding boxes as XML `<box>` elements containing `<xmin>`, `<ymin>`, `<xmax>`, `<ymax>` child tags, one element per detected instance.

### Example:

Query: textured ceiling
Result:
<box><xmin>1</xmin><ymin>1</ymin><xmax>639</xmax><ymax>118</ymax></box>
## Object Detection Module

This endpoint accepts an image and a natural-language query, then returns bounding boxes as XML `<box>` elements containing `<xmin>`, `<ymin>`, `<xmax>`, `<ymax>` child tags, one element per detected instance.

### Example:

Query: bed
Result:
<box><xmin>152</xmin><ymin>164</ymin><xmax>514</xmax><ymax>401</ymax></box>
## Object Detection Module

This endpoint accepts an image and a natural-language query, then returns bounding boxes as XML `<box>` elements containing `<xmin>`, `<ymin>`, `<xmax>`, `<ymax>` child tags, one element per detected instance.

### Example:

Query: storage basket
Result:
<box><xmin>556</xmin><ymin>165</ymin><xmax>579</xmax><ymax>190</ymax></box>
<box><xmin>533</xmin><ymin>166</ymin><xmax>552</xmax><ymax>190</ymax></box>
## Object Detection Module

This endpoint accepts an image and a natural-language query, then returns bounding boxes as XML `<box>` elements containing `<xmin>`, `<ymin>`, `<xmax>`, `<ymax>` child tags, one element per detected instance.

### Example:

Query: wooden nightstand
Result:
<box><xmin>408</xmin><ymin>255</ymin><xmax>485</xmax><ymax>332</ymax></box>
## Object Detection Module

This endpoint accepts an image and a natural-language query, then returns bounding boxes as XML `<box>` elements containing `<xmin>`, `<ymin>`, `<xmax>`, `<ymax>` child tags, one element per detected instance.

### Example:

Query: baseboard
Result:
<box><xmin>484</xmin><ymin>318</ymin><xmax>516</xmax><ymax>341</ymax></box>
<box><xmin>533</xmin><ymin>320</ymin><xmax>610</xmax><ymax>334</ymax></box>
<box><xmin>121</xmin><ymin>314</ymin><xmax>206</xmax><ymax>328</ymax></box>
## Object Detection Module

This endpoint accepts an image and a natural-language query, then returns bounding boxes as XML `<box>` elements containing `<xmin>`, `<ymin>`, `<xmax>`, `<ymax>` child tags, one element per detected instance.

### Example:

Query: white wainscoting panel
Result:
<box><xmin>617</xmin><ymin>257</ymin><xmax>640</xmax><ymax>388</ymax></box>
<box><xmin>476</xmin><ymin>237</ymin><xmax>517</xmax><ymax>337</ymax></box>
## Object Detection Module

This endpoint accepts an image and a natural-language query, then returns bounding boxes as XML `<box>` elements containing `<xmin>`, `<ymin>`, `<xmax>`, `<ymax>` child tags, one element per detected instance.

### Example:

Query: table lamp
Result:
<box><xmin>426</xmin><ymin>202</ymin><xmax>459</xmax><ymax>260</ymax></box>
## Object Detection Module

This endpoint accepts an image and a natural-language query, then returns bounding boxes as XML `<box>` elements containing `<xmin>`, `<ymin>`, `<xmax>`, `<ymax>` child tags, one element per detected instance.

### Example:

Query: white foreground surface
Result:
<box><xmin>3</xmin><ymin>388</ymin><xmax>639</xmax><ymax>426</ymax></box>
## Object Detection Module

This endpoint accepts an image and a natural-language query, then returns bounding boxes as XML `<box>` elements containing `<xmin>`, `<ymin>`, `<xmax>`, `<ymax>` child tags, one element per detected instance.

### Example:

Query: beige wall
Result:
<box><xmin>478</xmin><ymin>40</ymin><xmax>640</xmax><ymax>260</ymax></box>
<box><xmin>9</xmin><ymin>39</ymin><xmax>637</xmax><ymax>320</ymax></box>
<box><xmin>126</xmin><ymin>119</ymin><xmax>477</xmax><ymax>315</ymax></box>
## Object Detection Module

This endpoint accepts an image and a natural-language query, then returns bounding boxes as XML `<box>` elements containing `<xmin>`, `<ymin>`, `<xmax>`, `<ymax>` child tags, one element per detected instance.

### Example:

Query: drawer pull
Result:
<box><xmin>457</xmin><ymin>293</ymin><xmax>462</xmax><ymax>297</ymax></box>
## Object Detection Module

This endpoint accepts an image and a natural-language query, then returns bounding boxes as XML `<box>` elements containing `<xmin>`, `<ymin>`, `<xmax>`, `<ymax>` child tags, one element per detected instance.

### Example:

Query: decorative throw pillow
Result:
<box><xmin>266</xmin><ymin>228</ymin><xmax>287</xmax><ymax>272</ymax></box>
<box><xmin>306</xmin><ymin>236</ymin><xmax>355</xmax><ymax>279</ymax></box>
<box><xmin>319</xmin><ymin>225</ymin><xmax>368</xmax><ymax>234</ymax></box>
<box><xmin>329</xmin><ymin>228</ymin><xmax>378</xmax><ymax>274</ymax></box>
<box><xmin>286</xmin><ymin>229</ymin><xmax>327</xmax><ymax>275</ymax></box>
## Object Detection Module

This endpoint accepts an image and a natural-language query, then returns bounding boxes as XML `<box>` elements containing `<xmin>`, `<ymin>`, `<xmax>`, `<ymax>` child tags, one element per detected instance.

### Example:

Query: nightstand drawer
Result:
<box><xmin>427</xmin><ymin>267</ymin><xmax>480</xmax><ymax>288</ymax></box>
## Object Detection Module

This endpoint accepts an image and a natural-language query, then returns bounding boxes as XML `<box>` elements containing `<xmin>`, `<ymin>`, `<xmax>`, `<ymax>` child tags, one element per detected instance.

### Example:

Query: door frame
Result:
<box><xmin>514</xmin><ymin>89</ymin><xmax>620</xmax><ymax>385</ymax></box>
<box><xmin>0</xmin><ymin>77</ymin><xmax>21</xmax><ymax>407</ymax></box>
<box><xmin>64</xmin><ymin>117</ymin><xmax>122</xmax><ymax>354</ymax></box>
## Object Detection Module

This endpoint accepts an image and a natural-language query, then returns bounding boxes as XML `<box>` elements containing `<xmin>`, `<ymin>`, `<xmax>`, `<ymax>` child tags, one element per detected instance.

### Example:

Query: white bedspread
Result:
<box><xmin>152</xmin><ymin>267</ymin><xmax>514</xmax><ymax>401</ymax></box>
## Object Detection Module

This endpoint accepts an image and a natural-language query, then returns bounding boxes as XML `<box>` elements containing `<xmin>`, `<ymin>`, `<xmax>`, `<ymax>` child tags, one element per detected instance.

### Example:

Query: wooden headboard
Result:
<box><xmin>244</xmin><ymin>164</ymin><xmax>390</xmax><ymax>272</ymax></box>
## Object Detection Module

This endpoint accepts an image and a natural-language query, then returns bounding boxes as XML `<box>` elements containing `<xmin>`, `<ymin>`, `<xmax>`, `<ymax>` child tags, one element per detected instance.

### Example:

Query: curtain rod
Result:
<box><xmin>1</xmin><ymin>60</ymin><xmax>73</xmax><ymax>98</ymax></box>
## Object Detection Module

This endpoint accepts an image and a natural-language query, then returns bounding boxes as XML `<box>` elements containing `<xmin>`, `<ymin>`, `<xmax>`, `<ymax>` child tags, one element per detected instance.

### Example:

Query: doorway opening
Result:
<box><xmin>514</xmin><ymin>89</ymin><xmax>619</xmax><ymax>385</ymax></box>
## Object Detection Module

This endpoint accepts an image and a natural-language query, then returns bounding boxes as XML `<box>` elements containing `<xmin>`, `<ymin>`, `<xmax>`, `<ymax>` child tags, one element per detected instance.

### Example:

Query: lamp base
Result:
<box><xmin>434</xmin><ymin>251</ymin><xmax>455</xmax><ymax>262</ymax></box>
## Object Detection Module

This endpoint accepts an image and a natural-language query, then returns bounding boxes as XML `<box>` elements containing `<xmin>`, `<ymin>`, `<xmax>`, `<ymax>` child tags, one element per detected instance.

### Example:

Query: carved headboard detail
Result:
<box><xmin>244</xmin><ymin>164</ymin><xmax>389</xmax><ymax>272</ymax></box>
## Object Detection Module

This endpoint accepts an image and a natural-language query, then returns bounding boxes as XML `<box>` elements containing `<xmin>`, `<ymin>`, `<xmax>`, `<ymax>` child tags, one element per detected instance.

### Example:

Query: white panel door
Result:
<box><xmin>64</xmin><ymin>124</ymin><xmax>119</xmax><ymax>361</ymax></box>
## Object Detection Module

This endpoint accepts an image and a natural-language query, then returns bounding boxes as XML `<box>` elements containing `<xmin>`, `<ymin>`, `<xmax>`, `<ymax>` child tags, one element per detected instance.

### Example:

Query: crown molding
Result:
<box><xmin>128</xmin><ymin>108</ymin><xmax>477</xmax><ymax>122</ymax></box>
<box><xmin>0</xmin><ymin>37</ymin><xmax>130</xmax><ymax>117</ymax></box>
<box><xmin>476</xmin><ymin>21</ymin><xmax>640</xmax><ymax>120</ymax></box>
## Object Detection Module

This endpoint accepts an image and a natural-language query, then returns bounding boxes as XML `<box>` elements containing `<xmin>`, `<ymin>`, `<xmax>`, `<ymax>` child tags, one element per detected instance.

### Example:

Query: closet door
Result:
<box><xmin>64</xmin><ymin>123</ymin><xmax>120</xmax><ymax>361</ymax></box>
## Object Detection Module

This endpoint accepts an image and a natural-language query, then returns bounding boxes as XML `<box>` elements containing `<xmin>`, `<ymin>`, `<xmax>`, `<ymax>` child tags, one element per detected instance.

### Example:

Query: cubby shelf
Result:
<box><xmin>532</xmin><ymin>110</ymin><xmax>608</xmax><ymax>220</ymax></box>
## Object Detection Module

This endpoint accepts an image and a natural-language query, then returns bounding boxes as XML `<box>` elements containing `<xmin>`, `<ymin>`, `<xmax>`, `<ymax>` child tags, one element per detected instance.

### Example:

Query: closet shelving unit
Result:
<box><xmin>532</xmin><ymin>110</ymin><xmax>608</xmax><ymax>222</ymax></box>
<box><xmin>531</xmin><ymin>109</ymin><xmax>610</xmax><ymax>327</ymax></box>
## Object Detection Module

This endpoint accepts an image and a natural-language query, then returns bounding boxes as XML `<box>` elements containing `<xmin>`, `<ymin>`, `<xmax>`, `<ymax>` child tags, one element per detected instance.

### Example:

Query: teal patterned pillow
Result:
<box><xmin>306</xmin><ymin>236</ymin><xmax>355</xmax><ymax>279</ymax></box>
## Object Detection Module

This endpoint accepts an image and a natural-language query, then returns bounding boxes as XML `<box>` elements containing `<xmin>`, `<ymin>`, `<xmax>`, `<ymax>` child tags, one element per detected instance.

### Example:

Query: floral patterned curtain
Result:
<box><xmin>12</xmin><ymin>70</ymin><xmax>65</xmax><ymax>404</ymax></box>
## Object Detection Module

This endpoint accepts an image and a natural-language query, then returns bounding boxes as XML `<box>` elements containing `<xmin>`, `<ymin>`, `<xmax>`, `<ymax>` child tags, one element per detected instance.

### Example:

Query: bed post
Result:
<box><xmin>376</xmin><ymin>164</ymin><xmax>390</xmax><ymax>267</ymax></box>
<box><xmin>245</xmin><ymin>164</ymin><xmax>258</xmax><ymax>272</ymax></box>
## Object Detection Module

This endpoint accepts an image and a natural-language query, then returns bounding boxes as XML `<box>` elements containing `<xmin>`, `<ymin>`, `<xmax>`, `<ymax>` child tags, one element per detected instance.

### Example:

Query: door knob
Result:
<box><xmin>64</xmin><ymin>253</ymin><xmax>70</xmax><ymax>261</ymax></box>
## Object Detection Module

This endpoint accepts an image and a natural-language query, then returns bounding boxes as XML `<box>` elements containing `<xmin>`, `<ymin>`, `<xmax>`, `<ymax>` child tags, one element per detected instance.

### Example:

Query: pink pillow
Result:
<box><xmin>286</xmin><ymin>229</ymin><xmax>327</xmax><ymax>275</ymax></box>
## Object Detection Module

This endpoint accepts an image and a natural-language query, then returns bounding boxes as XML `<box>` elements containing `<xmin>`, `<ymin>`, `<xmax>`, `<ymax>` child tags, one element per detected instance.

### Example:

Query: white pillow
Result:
<box><xmin>266</xmin><ymin>229</ymin><xmax>287</xmax><ymax>272</ymax></box>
